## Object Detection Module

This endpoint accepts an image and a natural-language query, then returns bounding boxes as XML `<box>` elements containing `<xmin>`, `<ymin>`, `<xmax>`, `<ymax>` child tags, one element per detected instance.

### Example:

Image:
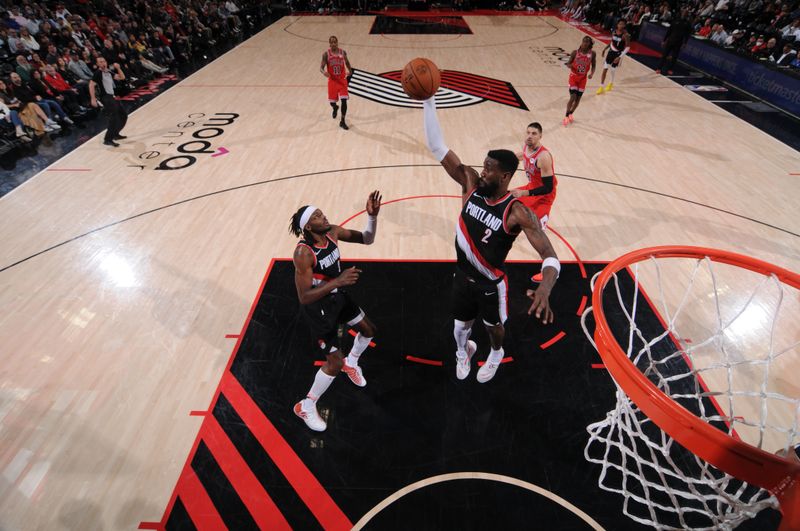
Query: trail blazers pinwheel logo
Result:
<box><xmin>348</xmin><ymin>68</ymin><xmax>529</xmax><ymax>110</ymax></box>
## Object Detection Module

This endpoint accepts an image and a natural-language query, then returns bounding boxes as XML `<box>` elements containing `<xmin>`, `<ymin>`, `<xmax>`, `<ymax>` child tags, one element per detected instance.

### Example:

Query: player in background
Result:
<box><xmin>564</xmin><ymin>36</ymin><xmax>596</xmax><ymax>126</ymax></box>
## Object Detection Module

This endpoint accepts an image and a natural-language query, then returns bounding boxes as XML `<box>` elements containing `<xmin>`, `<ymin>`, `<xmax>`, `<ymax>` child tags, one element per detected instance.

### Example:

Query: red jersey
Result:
<box><xmin>570</xmin><ymin>50</ymin><xmax>592</xmax><ymax>77</ymax></box>
<box><xmin>326</xmin><ymin>48</ymin><xmax>347</xmax><ymax>80</ymax></box>
<box><xmin>522</xmin><ymin>144</ymin><xmax>557</xmax><ymax>199</ymax></box>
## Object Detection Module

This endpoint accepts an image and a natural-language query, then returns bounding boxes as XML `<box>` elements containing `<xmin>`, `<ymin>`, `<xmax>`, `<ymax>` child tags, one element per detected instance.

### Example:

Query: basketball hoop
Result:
<box><xmin>582</xmin><ymin>246</ymin><xmax>800</xmax><ymax>530</ymax></box>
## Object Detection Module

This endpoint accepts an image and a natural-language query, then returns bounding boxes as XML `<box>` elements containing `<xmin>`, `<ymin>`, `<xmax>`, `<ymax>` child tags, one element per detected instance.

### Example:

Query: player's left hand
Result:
<box><xmin>511</xmin><ymin>189</ymin><xmax>527</xmax><ymax>198</ymax></box>
<box><xmin>526</xmin><ymin>287</ymin><xmax>554</xmax><ymax>324</ymax></box>
<box><xmin>366</xmin><ymin>190</ymin><xmax>382</xmax><ymax>216</ymax></box>
<box><xmin>588</xmin><ymin>72</ymin><xmax>594</xmax><ymax>79</ymax></box>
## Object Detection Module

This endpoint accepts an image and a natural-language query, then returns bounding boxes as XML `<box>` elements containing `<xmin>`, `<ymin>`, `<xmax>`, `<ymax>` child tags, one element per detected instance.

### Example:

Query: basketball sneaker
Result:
<box><xmin>562</xmin><ymin>117</ymin><xmax>569</xmax><ymax>127</ymax></box>
<box><xmin>596</xmin><ymin>86</ymin><xmax>605</xmax><ymax>95</ymax></box>
<box><xmin>606</xmin><ymin>83</ymin><xmax>614</xmax><ymax>92</ymax></box>
<box><xmin>456</xmin><ymin>340</ymin><xmax>477</xmax><ymax>380</ymax></box>
<box><xmin>477</xmin><ymin>358</ymin><xmax>500</xmax><ymax>383</ymax></box>
<box><xmin>294</xmin><ymin>401</ymin><xmax>327</xmax><ymax>431</ymax></box>
<box><xmin>568</xmin><ymin>114</ymin><xmax>575</xmax><ymax>123</ymax></box>
<box><xmin>342</xmin><ymin>361</ymin><xmax>366</xmax><ymax>387</ymax></box>
<box><xmin>340</xmin><ymin>120</ymin><xmax>349</xmax><ymax>130</ymax></box>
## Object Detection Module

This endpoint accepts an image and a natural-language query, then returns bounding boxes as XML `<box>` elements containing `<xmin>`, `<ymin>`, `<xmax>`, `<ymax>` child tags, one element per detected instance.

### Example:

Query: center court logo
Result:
<box><xmin>348</xmin><ymin>68</ymin><xmax>528</xmax><ymax>110</ymax></box>
<box><xmin>127</xmin><ymin>112</ymin><xmax>239</xmax><ymax>171</ymax></box>
<box><xmin>529</xmin><ymin>46</ymin><xmax>571</xmax><ymax>66</ymax></box>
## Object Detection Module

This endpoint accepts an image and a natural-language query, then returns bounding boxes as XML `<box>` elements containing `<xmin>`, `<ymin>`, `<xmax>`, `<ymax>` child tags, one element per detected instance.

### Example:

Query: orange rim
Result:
<box><xmin>591</xmin><ymin>246</ymin><xmax>800</xmax><ymax>525</ymax></box>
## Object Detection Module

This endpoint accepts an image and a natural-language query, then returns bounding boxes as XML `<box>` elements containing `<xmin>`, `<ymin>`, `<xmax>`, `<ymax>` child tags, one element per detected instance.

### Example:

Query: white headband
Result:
<box><xmin>299</xmin><ymin>205</ymin><xmax>319</xmax><ymax>231</ymax></box>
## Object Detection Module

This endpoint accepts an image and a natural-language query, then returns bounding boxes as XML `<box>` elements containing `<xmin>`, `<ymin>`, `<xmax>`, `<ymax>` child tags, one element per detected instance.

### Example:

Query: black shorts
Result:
<box><xmin>605</xmin><ymin>50</ymin><xmax>622</xmax><ymax>67</ymax></box>
<box><xmin>451</xmin><ymin>269</ymin><xmax>509</xmax><ymax>327</ymax></box>
<box><xmin>303</xmin><ymin>291</ymin><xmax>365</xmax><ymax>354</ymax></box>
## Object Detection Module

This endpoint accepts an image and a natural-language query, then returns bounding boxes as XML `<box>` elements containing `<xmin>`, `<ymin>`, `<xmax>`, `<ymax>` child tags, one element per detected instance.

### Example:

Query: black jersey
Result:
<box><xmin>455</xmin><ymin>189</ymin><xmax>520</xmax><ymax>284</ymax></box>
<box><xmin>610</xmin><ymin>31</ymin><xmax>625</xmax><ymax>52</ymax></box>
<box><xmin>297</xmin><ymin>235</ymin><xmax>342</xmax><ymax>287</ymax></box>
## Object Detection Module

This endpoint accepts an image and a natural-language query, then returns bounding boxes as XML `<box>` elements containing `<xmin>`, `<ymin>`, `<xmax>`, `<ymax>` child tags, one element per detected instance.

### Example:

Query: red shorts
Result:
<box><xmin>328</xmin><ymin>77</ymin><xmax>349</xmax><ymax>102</ymax></box>
<box><xmin>568</xmin><ymin>73</ymin><xmax>588</xmax><ymax>92</ymax></box>
<box><xmin>515</xmin><ymin>191</ymin><xmax>555</xmax><ymax>229</ymax></box>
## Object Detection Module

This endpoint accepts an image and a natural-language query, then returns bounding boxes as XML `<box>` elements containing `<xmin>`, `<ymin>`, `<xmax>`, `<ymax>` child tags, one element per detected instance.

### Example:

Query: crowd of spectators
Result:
<box><xmin>0</xmin><ymin>0</ymin><xmax>272</xmax><ymax>166</ymax></box>
<box><xmin>561</xmin><ymin>0</ymin><xmax>800</xmax><ymax>69</ymax></box>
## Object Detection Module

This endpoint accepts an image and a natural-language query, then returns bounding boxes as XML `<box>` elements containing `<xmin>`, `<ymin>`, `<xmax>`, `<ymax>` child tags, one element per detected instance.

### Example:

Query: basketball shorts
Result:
<box><xmin>604</xmin><ymin>50</ymin><xmax>622</xmax><ymax>68</ymax></box>
<box><xmin>452</xmin><ymin>268</ymin><xmax>509</xmax><ymax>327</ymax></box>
<box><xmin>568</xmin><ymin>73</ymin><xmax>588</xmax><ymax>92</ymax></box>
<box><xmin>328</xmin><ymin>77</ymin><xmax>349</xmax><ymax>102</ymax></box>
<box><xmin>303</xmin><ymin>291</ymin><xmax>364</xmax><ymax>354</ymax></box>
<box><xmin>515</xmin><ymin>190</ymin><xmax>555</xmax><ymax>229</ymax></box>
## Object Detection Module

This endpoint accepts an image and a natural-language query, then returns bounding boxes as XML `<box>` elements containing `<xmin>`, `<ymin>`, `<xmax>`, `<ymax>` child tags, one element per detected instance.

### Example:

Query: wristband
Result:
<box><xmin>542</xmin><ymin>257</ymin><xmax>561</xmax><ymax>277</ymax></box>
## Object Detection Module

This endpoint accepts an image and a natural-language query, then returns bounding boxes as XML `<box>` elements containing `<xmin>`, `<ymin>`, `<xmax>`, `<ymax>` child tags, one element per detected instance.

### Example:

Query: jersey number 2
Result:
<box><xmin>481</xmin><ymin>228</ymin><xmax>491</xmax><ymax>244</ymax></box>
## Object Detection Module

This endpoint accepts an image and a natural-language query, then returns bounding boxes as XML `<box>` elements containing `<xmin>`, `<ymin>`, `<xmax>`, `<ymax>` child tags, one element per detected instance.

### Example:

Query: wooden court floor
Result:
<box><xmin>1</xmin><ymin>14</ymin><xmax>799</xmax><ymax>530</ymax></box>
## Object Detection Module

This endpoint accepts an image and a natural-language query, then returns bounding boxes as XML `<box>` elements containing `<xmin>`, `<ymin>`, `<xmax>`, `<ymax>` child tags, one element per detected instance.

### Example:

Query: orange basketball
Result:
<box><xmin>401</xmin><ymin>58</ymin><xmax>441</xmax><ymax>100</ymax></box>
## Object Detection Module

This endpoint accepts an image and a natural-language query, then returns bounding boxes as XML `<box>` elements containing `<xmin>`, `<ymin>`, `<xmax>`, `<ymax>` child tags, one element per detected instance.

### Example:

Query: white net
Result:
<box><xmin>581</xmin><ymin>252</ymin><xmax>800</xmax><ymax>530</ymax></box>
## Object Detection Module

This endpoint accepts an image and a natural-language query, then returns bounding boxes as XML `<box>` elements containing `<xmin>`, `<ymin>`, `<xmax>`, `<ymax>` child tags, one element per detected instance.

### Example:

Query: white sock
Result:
<box><xmin>453</xmin><ymin>319</ymin><xmax>474</xmax><ymax>359</ymax></box>
<box><xmin>487</xmin><ymin>347</ymin><xmax>504</xmax><ymax>364</ymax></box>
<box><xmin>609</xmin><ymin>68</ymin><xmax>617</xmax><ymax>84</ymax></box>
<box><xmin>346</xmin><ymin>333</ymin><xmax>372</xmax><ymax>367</ymax></box>
<box><xmin>302</xmin><ymin>369</ymin><xmax>336</xmax><ymax>410</ymax></box>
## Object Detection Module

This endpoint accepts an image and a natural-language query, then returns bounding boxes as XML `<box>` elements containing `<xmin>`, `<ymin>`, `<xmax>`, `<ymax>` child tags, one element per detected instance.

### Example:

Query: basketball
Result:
<box><xmin>401</xmin><ymin>58</ymin><xmax>441</xmax><ymax>100</ymax></box>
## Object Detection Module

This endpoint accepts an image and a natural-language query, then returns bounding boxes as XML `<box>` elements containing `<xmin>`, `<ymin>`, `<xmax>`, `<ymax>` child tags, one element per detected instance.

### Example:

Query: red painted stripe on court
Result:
<box><xmin>406</xmin><ymin>355</ymin><xmax>444</xmax><ymax>366</ymax></box>
<box><xmin>591</xmin><ymin>363</ymin><xmax>606</xmax><ymax>369</ymax></box>
<box><xmin>339</xmin><ymin>194</ymin><xmax>460</xmax><ymax>227</ymax></box>
<box><xmin>202</xmin><ymin>415</ymin><xmax>291</xmax><ymax>530</ymax></box>
<box><xmin>347</xmin><ymin>329</ymin><xmax>376</xmax><ymax>347</ymax></box>
<box><xmin>220</xmin><ymin>372</ymin><xmax>353</xmax><ymax>531</ymax></box>
<box><xmin>547</xmin><ymin>226</ymin><xmax>587</xmax><ymax>278</ymax></box>
<box><xmin>152</xmin><ymin>261</ymin><xmax>278</xmax><ymax>528</ymax></box>
<box><xmin>576</xmin><ymin>295</ymin><xmax>588</xmax><ymax>316</ymax></box>
<box><xmin>137</xmin><ymin>522</ymin><xmax>162</xmax><ymax>530</ymax></box>
<box><xmin>175</xmin><ymin>466</ymin><xmax>227</xmax><ymax>531</ymax></box>
<box><xmin>225</xmin><ymin>334</ymin><xmax>240</xmax><ymax>339</ymax></box>
<box><xmin>189</xmin><ymin>410</ymin><xmax>209</xmax><ymax>416</ymax></box>
<box><xmin>540</xmin><ymin>331</ymin><xmax>566</xmax><ymax>349</ymax></box>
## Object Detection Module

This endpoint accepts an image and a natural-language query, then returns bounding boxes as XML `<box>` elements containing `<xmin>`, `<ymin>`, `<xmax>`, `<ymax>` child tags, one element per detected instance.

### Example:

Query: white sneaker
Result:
<box><xmin>293</xmin><ymin>401</ymin><xmax>327</xmax><ymax>431</ymax></box>
<box><xmin>342</xmin><ymin>361</ymin><xmax>366</xmax><ymax>387</ymax></box>
<box><xmin>456</xmin><ymin>340</ymin><xmax>477</xmax><ymax>380</ymax></box>
<box><xmin>477</xmin><ymin>357</ymin><xmax>501</xmax><ymax>383</ymax></box>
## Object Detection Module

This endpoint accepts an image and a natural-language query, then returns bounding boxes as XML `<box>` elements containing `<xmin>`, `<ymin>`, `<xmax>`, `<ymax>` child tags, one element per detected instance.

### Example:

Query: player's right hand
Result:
<box><xmin>335</xmin><ymin>267</ymin><xmax>361</xmax><ymax>287</ymax></box>
<box><xmin>526</xmin><ymin>288</ymin><xmax>554</xmax><ymax>324</ymax></box>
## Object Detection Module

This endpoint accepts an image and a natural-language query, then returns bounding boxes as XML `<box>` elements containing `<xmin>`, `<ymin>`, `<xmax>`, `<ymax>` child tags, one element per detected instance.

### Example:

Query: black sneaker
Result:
<box><xmin>103</xmin><ymin>139</ymin><xmax>120</xmax><ymax>147</ymax></box>
<box><xmin>339</xmin><ymin>121</ymin><xmax>348</xmax><ymax>130</ymax></box>
<box><xmin>115</xmin><ymin>135</ymin><xmax>127</xmax><ymax>140</ymax></box>
<box><xmin>332</xmin><ymin>104</ymin><xmax>339</xmax><ymax>119</ymax></box>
